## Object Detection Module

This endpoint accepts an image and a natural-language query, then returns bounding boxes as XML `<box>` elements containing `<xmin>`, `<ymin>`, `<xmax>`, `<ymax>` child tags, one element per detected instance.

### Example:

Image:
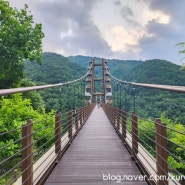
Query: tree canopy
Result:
<box><xmin>0</xmin><ymin>1</ymin><xmax>44</xmax><ymax>88</ymax></box>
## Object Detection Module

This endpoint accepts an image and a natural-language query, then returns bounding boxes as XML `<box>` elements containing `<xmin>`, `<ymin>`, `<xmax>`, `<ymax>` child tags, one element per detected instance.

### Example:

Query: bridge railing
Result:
<box><xmin>0</xmin><ymin>69</ymin><xmax>96</xmax><ymax>185</ymax></box>
<box><xmin>102</xmin><ymin>104</ymin><xmax>185</xmax><ymax>185</ymax></box>
<box><xmin>0</xmin><ymin>102</ymin><xmax>95</xmax><ymax>185</ymax></box>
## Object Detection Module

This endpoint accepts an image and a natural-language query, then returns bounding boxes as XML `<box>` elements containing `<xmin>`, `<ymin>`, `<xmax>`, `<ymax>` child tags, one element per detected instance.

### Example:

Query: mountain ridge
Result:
<box><xmin>25</xmin><ymin>52</ymin><xmax>185</xmax><ymax>86</ymax></box>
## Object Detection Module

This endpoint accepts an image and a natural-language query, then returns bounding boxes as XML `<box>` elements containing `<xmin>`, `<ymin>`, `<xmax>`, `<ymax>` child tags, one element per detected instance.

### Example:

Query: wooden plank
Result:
<box><xmin>45</xmin><ymin>107</ymin><xmax>147</xmax><ymax>185</ymax></box>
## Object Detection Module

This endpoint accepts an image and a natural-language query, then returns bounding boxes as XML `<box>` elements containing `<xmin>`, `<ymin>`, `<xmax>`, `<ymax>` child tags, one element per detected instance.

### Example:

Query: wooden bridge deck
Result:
<box><xmin>45</xmin><ymin>107</ymin><xmax>147</xmax><ymax>185</ymax></box>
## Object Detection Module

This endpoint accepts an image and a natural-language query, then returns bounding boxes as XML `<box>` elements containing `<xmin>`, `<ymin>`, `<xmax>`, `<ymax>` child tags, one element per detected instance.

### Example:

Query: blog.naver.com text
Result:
<box><xmin>102</xmin><ymin>173</ymin><xmax>185</xmax><ymax>183</ymax></box>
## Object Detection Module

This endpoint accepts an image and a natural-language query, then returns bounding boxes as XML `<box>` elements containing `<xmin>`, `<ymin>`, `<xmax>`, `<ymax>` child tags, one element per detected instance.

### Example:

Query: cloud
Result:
<box><xmin>9</xmin><ymin>0</ymin><xmax>113</xmax><ymax>58</ymax></box>
<box><xmin>109</xmin><ymin>0</ymin><xmax>184</xmax><ymax>63</ymax></box>
<box><xmin>120</xmin><ymin>6</ymin><xmax>133</xmax><ymax>18</ymax></box>
<box><xmin>120</xmin><ymin>6</ymin><xmax>141</xmax><ymax>28</ymax></box>
<box><xmin>7</xmin><ymin>0</ymin><xmax>185</xmax><ymax>64</ymax></box>
<box><xmin>149</xmin><ymin>0</ymin><xmax>183</xmax><ymax>14</ymax></box>
<box><xmin>105</xmin><ymin>25</ymin><xmax>142</xmax><ymax>53</ymax></box>
<box><xmin>33</xmin><ymin>0</ymin><xmax>113</xmax><ymax>57</ymax></box>
<box><xmin>133</xmin><ymin>0</ymin><xmax>185</xmax><ymax>63</ymax></box>
<box><xmin>137</xmin><ymin>19</ymin><xmax>182</xmax><ymax>62</ymax></box>
<box><xmin>114</xmin><ymin>0</ymin><xmax>121</xmax><ymax>6</ymax></box>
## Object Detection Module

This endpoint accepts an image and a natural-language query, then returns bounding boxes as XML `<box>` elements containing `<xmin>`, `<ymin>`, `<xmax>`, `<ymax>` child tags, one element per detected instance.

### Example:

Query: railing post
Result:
<box><xmin>88</xmin><ymin>105</ymin><xmax>91</xmax><ymax>117</ymax></box>
<box><xmin>80</xmin><ymin>107</ymin><xmax>83</xmax><ymax>126</ymax></box>
<box><xmin>86</xmin><ymin>105</ymin><xmax>88</xmax><ymax>120</ymax></box>
<box><xmin>132</xmin><ymin>113</ymin><xmax>138</xmax><ymax>158</ymax></box>
<box><xmin>22</xmin><ymin>119</ymin><xmax>33</xmax><ymax>185</ymax></box>
<box><xmin>68</xmin><ymin>110</ymin><xmax>73</xmax><ymax>141</ymax></box>
<box><xmin>115</xmin><ymin>108</ymin><xmax>117</xmax><ymax>126</ymax></box>
<box><xmin>84</xmin><ymin>106</ymin><xmax>86</xmax><ymax>124</ymax></box>
<box><xmin>109</xmin><ymin>106</ymin><xmax>112</xmax><ymax>122</ymax></box>
<box><xmin>84</xmin><ymin>106</ymin><xmax>87</xmax><ymax>122</ymax></box>
<box><xmin>109</xmin><ymin>106</ymin><xmax>111</xmax><ymax>121</ymax></box>
<box><xmin>81</xmin><ymin>107</ymin><xmax>84</xmax><ymax>124</ymax></box>
<box><xmin>55</xmin><ymin>113</ymin><xmax>61</xmax><ymax>158</ymax></box>
<box><xmin>81</xmin><ymin>107</ymin><xmax>84</xmax><ymax>125</ymax></box>
<box><xmin>113</xmin><ymin>108</ymin><xmax>116</xmax><ymax>125</ymax></box>
<box><xmin>83</xmin><ymin>106</ymin><xmax>85</xmax><ymax>123</ymax></box>
<box><xmin>13</xmin><ymin>169</ymin><xmax>18</xmax><ymax>182</ymax></box>
<box><xmin>75</xmin><ymin>109</ymin><xmax>79</xmax><ymax>131</ymax></box>
<box><xmin>110</xmin><ymin>107</ymin><xmax>114</xmax><ymax>123</ymax></box>
<box><xmin>122</xmin><ymin>110</ymin><xmax>126</xmax><ymax>139</ymax></box>
<box><xmin>117</xmin><ymin>109</ymin><xmax>120</xmax><ymax>131</ymax></box>
<box><xmin>155</xmin><ymin>118</ymin><xmax>168</xmax><ymax>185</ymax></box>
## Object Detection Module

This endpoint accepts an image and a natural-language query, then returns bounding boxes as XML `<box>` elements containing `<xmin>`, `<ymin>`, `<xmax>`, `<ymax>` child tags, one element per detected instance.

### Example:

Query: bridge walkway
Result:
<box><xmin>45</xmin><ymin>106</ymin><xmax>147</xmax><ymax>185</ymax></box>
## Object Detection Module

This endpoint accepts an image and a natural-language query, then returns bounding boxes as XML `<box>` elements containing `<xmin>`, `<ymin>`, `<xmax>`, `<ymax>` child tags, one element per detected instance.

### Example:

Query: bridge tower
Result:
<box><xmin>85</xmin><ymin>58</ymin><xmax>112</xmax><ymax>104</ymax></box>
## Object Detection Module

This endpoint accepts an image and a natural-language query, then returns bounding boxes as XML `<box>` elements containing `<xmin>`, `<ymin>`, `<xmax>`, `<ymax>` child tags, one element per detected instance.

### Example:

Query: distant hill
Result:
<box><xmin>24</xmin><ymin>53</ymin><xmax>185</xmax><ymax>123</ymax></box>
<box><xmin>68</xmin><ymin>55</ymin><xmax>96</xmax><ymax>68</ymax></box>
<box><xmin>24</xmin><ymin>52</ymin><xmax>86</xmax><ymax>84</ymax></box>
<box><xmin>124</xmin><ymin>59</ymin><xmax>185</xmax><ymax>86</ymax></box>
<box><xmin>108</xmin><ymin>59</ymin><xmax>185</xmax><ymax>123</ymax></box>
<box><xmin>24</xmin><ymin>52</ymin><xmax>87</xmax><ymax>112</ymax></box>
<box><xmin>68</xmin><ymin>55</ymin><xmax>142</xmax><ymax>79</ymax></box>
<box><xmin>68</xmin><ymin>55</ymin><xmax>185</xmax><ymax>86</ymax></box>
<box><xmin>26</xmin><ymin>53</ymin><xmax>185</xmax><ymax>86</ymax></box>
<box><xmin>107</xmin><ymin>59</ymin><xmax>142</xmax><ymax>79</ymax></box>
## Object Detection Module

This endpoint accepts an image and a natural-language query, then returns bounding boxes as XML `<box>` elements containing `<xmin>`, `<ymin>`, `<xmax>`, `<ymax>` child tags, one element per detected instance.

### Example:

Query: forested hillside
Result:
<box><xmin>109</xmin><ymin>59</ymin><xmax>185</xmax><ymax>124</ymax></box>
<box><xmin>68</xmin><ymin>55</ymin><xmax>185</xmax><ymax>86</ymax></box>
<box><xmin>25</xmin><ymin>52</ymin><xmax>86</xmax><ymax>84</ymax></box>
<box><xmin>68</xmin><ymin>55</ymin><xmax>93</xmax><ymax>68</ymax></box>
<box><xmin>107</xmin><ymin>59</ymin><xmax>142</xmax><ymax>79</ymax></box>
<box><xmin>125</xmin><ymin>59</ymin><xmax>185</xmax><ymax>85</ymax></box>
<box><xmin>25</xmin><ymin>53</ymin><xmax>185</xmax><ymax>123</ymax></box>
<box><xmin>68</xmin><ymin>55</ymin><xmax>185</xmax><ymax>124</ymax></box>
<box><xmin>24</xmin><ymin>52</ymin><xmax>86</xmax><ymax>112</ymax></box>
<box><xmin>68</xmin><ymin>55</ymin><xmax>142</xmax><ymax>77</ymax></box>
<box><xmin>1</xmin><ymin>0</ymin><xmax>184</xmax><ymax>182</ymax></box>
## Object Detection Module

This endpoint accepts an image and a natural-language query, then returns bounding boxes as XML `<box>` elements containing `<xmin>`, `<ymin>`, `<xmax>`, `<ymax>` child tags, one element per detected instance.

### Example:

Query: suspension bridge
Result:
<box><xmin>0</xmin><ymin>59</ymin><xmax>185</xmax><ymax>185</ymax></box>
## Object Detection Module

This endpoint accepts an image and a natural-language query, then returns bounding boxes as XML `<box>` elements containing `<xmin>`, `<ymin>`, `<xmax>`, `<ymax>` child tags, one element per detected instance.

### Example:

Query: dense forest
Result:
<box><xmin>69</xmin><ymin>55</ymin><xmax>185</xmax><ymax>124</ymax></box>
<box><xmin>24</xmin><ymin>52</ymin><xmax>87</xmax><ymax>112</ymax></box>
<box><xmin>109</xmin><ymin>59</ymin><xmax>185</xmax><ymax>124</ymax></box>
<box><xmin>0</xmin><ymin>52</ymin><xmax>88</xmax><ymax>184</ymax></box>
<box><xmin>68</xmin><ymin>55</ymin><xmax>185</xmax><ymax>175</ymax></box>
<box><xmin>25</xmin><ymin>52</ymin><xmax>86</xmax><ymax>84</ymax></box>
<box><xmin>1</xmin><ymin>52</ymin><xmax>185</xmax><ymax>183</ymax></box>
<box><xmin>25</xmin><ymin>52</ymin><xmax>185</xmax><ymax>124</ymax></box>
<box><xmin>1</xmin><ymin>1</ymin><xmax>184</xmax><ymax>183</ymax></box>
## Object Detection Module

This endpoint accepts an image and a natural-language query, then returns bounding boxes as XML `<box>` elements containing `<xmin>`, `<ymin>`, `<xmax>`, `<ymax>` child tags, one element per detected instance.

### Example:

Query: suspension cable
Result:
<box><xmin>0</xmin><ymin>71</ymin><xmax>89</xmax><ymax>96</ymax></box>
<box><xmin>110</xmin><ymin>73</ymin><xmax>185</xmax><ymax>93</ymax></box>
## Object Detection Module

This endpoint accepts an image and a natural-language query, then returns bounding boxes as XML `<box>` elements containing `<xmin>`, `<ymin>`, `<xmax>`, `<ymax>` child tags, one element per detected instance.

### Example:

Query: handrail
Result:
<box><xmin>0</xmin><ymin>71</ymin><xmax>89</xmax><ymax>96</ymax></box>
<box><xmin>1</xmin><ymin>64</ymin><xmax>185</xmax><ymax>185</ymax></box>
<box><xmin>0</xmin><ymin>104</ymin><xmax>95</xmax><ymax>185</ymax></box>
<box><xmin>110</xmin><ymin>73</ymin><xmax>185</xmax><ymax>93</ymax></box>
<box><xmin>102</xmin><ymin>104</ymin><xmax>185</xmax><ymax>185</ymax></box>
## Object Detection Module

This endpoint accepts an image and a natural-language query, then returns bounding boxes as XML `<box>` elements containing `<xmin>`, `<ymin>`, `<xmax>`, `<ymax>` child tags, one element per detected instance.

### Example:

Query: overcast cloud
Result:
<box><xmin>8</xmin><ymin>0</ymin><xmax>185</xmax><ymax>64</ymax></box>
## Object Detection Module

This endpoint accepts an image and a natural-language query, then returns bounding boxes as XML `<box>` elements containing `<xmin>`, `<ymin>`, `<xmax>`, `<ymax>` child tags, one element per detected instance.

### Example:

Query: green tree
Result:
<box><xmin>177</xmin><ymin>42</ymin><xmax>185</xmax><ymax>54</ymax></box>
<box><xmin>176</xmin><ymin>42</ymin><xmax>185</xmax><ymax>68</ymax></box>
<box><xmin>0</xmin><ymin>1</ymin><xmax>44</xmax><ymax>88</ymax></box>
<box><xmin>0</xmin><ymin>93</ymin><xmax>55</xmax><ymax>160</ymax></box>
<box><xmin>0</xmin><ymin>93</ymin><xmax>55</xmax><ymax>184</ymax></box>
<box><xmin>20</xmin><ymin>78</ymin><xmax>46</xmax><ymax>111</ymax></box>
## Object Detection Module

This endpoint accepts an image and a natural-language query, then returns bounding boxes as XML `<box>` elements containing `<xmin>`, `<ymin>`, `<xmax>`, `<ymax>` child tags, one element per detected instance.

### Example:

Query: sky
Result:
<box><xmin>7</xmin><ymin>0</ymin><xmax>185</xmax><ymax>65</ymax></box>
